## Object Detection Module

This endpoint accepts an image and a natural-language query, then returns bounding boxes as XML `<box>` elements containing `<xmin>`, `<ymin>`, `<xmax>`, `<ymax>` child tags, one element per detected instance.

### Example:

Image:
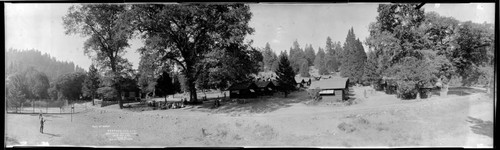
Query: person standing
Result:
<box><xmin>40</xmin><ymin>117</ymin><xmax>46</xmax><ymax>133</ymax></box>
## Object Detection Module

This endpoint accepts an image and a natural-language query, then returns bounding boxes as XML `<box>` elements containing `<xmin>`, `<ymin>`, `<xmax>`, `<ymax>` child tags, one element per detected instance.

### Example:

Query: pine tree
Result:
<box><xmin>341</xmin><ymin>27</ymin><xmax>367</xmax><ymax>84</ymax></box>
<box><xmin>304</xmin><ymin>44</ymin><xmax>316</xmax><ymax>66</ymax></box>
<box><xmin>314</xmin><ymin>47</ymin><xmax>328</xmax><ymax>75</ymax></box>
<box><xmin>299</xmin><ymin>59</ymin><xmax>310</xmax><ymax>77</ymax></box>
<box><xmin>275</xmin><ymin>51</ymin><xmax>296</xmax><ymax>97</ymax></box>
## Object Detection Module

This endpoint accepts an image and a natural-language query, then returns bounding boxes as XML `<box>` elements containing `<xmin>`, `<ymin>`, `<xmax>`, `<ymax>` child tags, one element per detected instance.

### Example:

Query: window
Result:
<box><xmin>319</xmin><ymin>90</ymin><xmax>335</xmax><ymax>95</ymax></box>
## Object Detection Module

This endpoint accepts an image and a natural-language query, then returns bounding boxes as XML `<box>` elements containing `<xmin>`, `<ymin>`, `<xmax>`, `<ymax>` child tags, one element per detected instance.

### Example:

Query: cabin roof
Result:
<box><xmin>227</xmin><ymin>82</ymin><xmax>257</xmax><ymax>90</ymax></box>
<box><xmin>308</xmin><ymin>77</ymin><xmax>349</xmax><ymax>90</ymax></box>
<box><xmin>255</xmin><ymin>81</ymin><xmax>274</xmax><ymax>88</ymax></box>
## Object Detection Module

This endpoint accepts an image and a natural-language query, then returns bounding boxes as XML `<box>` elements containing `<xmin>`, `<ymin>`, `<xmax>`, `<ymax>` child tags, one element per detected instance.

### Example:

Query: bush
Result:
<box><xmin>396</xmin><ymin>81</ymin><xmax>418</xmax><ymax>99</ymax></box>
<box><xmin>308</xmin><ymin>88</ymin><xmax>322</xmax><ymax>102</ymax></box>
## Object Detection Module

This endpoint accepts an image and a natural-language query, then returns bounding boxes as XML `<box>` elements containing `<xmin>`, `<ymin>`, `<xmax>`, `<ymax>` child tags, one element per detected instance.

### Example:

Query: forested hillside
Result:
<box><xmin>5</xmin><ymin>49</ymin><xmax>85</xmax><ymax>81</ymax></box>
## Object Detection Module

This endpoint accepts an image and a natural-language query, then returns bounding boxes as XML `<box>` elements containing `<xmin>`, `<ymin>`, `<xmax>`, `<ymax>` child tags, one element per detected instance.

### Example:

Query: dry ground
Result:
<box><xmin>5</xmin><ymin>86</ymin><xmax>494</xmax><ymax>147</ymax></box>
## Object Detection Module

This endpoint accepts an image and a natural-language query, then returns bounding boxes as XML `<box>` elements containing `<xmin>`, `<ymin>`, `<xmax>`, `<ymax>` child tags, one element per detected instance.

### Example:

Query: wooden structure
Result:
<box><xmin>255</xmin><ymin>81</ymin><xmax>276</xmax><ymax>95</ymax></box>
<box><xmin>308</xmin><ymin>77</ymin><xmax>350</xmax><ymax>102</ymax></box>
<box><xmin>227</xmin><ymin>82</ymin><xmax>259</xmax><ymax>98</ymax></box>
<box><xmin>122</xmin><ymin>87</ymin><xmax>141</xmax><ymax>101</ymax></box>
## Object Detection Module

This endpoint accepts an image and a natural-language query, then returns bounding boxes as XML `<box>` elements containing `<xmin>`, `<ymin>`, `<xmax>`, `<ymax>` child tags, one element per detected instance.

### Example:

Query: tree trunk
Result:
<box><xmin>184</xmin><ymin>62</ymin><xmax>198</xmax><ymax>104</ymax></box>
<box><xmin>441</xmin><ymin>83</ymin><xmax>448</xmax><ymax>97</ymax></box>
<box><xmin>111</xmin><ymin>63</ymin><xmax>123</xmax><ymax>109</ymax></box>
<box><xmin>188</xmin><ymin>81</ymin><xmax>198</xmax><ymax>104</ymax></box>
<box><xmin>117</xmin><ymin>88</ymin><xmax>123</xmax><ymax>109</ymax></box>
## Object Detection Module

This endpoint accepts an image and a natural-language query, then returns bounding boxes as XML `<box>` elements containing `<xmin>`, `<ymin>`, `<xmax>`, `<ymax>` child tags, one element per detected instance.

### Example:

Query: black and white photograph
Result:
<box><xmin>4</xmin><ymin>2</ymin><xmax>496</xmax><ymax>148</ymax></box>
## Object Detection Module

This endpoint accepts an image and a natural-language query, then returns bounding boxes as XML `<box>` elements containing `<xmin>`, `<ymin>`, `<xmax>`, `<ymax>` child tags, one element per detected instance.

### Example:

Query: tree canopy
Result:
<box><xmin>130</xmin><ymin>4</ymin><xmax>257</xmax><ymax>103</ymax></box>
<box><xmin>63</xmin><ymin>4</ymin><xmax>136</xmax><ymax>108</ymax></box>
<box><xmin>340</xmin><ymin>27</ymin><xmax>367</xmax><ymax>84</ymax></box>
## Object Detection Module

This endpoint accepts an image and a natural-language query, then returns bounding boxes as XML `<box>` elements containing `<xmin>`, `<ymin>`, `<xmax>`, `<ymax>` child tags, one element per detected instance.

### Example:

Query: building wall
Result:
<box><xmin>321</xmin><ymin>89</ymin><xmax>344</xmax><ymax>102</ymax></box>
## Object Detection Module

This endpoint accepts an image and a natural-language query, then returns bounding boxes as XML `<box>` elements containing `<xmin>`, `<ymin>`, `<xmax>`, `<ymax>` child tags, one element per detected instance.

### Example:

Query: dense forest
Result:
<box><xmin>5</xmin><ymin>49</ymin><xmax>86</xmax><ymax>81</ymax></box>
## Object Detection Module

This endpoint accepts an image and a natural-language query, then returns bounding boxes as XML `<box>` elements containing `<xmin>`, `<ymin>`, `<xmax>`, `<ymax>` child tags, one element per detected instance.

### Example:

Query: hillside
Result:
<box><xmin>5</xmin><ymin>49</ymin><xmax>85</xmax><ymax>81</ymax></box>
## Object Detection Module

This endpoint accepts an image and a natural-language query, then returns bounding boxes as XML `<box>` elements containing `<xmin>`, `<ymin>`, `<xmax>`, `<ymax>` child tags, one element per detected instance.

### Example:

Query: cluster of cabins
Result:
<box><xmin>227</xmin><ymin>77</ymin><xmax>312</xmax><ymax>98</ymax></box>
<box><xmin>227</xmin><ymin>76</ymin><xmax>352</xmax><ymax>103</ymax></box>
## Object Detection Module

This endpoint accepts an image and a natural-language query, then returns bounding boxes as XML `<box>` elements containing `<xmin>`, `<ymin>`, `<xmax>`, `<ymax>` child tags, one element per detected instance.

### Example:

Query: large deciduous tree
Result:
<box><xmin>6</xmin><ymin>73</ymin><xmax>29</xmax><ymax>112</ymax></box>
<box><xmin>131</xmin><ymin>4</ymin><xmax>255</xmax><ymax>104</ymax></box>
<box><xmin>55</xmin><ymin>72</ymin><xmax>87</xmax><ymax>101</ymax></box>
<box><xmin>63</xmin><ymin>4</ymin><xmax>134</xmax><ymax>109</ymax></box>
<box><xmin>24</xmin><ymin>67</ymin><xmax>50</xmax><ymax>100</ymax></box>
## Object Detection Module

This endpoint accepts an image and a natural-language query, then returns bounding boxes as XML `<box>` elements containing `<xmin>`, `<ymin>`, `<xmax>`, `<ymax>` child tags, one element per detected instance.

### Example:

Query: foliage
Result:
<box><xmin>299</xmin><ymin>59</ymin><xmax>310</xmax><ymax>77</ymax></box>
<box><xmin>24</xmin><ymin>67</ymin><xmax>50</xmax><ymax>99</ymax></box>
<box><xmin>304</xmin><ymin>44</ymin><xmax>316</xmax><ymax>67</ymax></box>
<box><xmin>137</xmin><ymin>47</ymin><xmax>169</xmax><ymax>97</ymax></box>
<box><xmin>63</xmin><ymin>4</ymin><xmax>134</xmax><ymax>108</ymax></box>
<box><xmin>275</xmin><ymin>51</ymin><xmax>296</xmax><ymax>97</ymax></box>
<box><xmin>288</xmin><ymin>40</ymin><xmax>306</xmax><ymax>74</ymax></box>
<box><xmin>54</xmin><ymin>72</ymin><xmax>87</xmax><ymax>101</ymax></box>
<box><xmin>82</xmin><ymin>64</ymin><xmax>100</xmax><ymax>100</ymax></box>
<box><xmin>324</xmin><ymin>37</ymin><xmax>341</xmax><ymax>72</ymax></box>
<box><xmin>97</xmin><ymin>87</ymin><xmax>118</xmax><ymax>101</ymax></box>
<box><xmin>340</xmin><ymin>27</ymin><xmax>367</xmax><ymax>84</ymax></box>
<box><xmin>314</xmin><ymin>47</ymin><xmax>328</xmax><ymax>75</ymax></box>
<box><xmin>131</xmin><ymin>4</ymin><xmax>255</xmax><ymax>103</ymax></box>
<box><xmin>262</xmin><ymin>43</ymin><xmax>279</xmax><ymax>71</ymax></box>
<box><xmin>6</xmin><ymin>73</ymin><xmax>29</xmax><ymax>108</ymax></box>
<box><xmin>449</xmin><ymin>21</ymin><xmax>494</xmax><ymax>86</ymax></box>
<box><xmin>362</xmin><ymin>50</ymin><xmax>381</xmax><ymax>85</ymax></box>
<box><xmin>387</xmin><ymin>57</ymin><xmax>436</xmax><ymax>99</ymax></box>
<box><xmin>5</xmin><ymin>49</ymin><xmax>85</xmax><ymax>82</ymax></box>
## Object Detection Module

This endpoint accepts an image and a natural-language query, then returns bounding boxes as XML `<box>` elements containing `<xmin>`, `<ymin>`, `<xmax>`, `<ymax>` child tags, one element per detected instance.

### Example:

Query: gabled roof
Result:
<box><xmin>255</xmin><ymin>81</ymin><xmax>274</xmax><ymax>88</ymax></box>
<box><xmin>295</xmin><ymin>77</ymin><xmax>310</xmax><ymax>83</ymax></box>
<box><xmin>227</xmin><ymin>82</ymin><xmax>258</xmax><ymax>90</ymax></box>
<box><xmin>308</xmin><ymin>77</ymin><xmax>349</xmax><ymax>90</ymax></box>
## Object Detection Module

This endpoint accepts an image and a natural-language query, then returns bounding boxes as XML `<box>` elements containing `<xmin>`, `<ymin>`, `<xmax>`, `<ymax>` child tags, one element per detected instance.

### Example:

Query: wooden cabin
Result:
<box><xmin>227</xmin><ymin>82</ymin><xmax>259</xmax><ymax>98</ymax></box>
<box><xmin>308</xmin><ymin>77</ymin><xmax>350</xmax><ymax>102</ymax></box>
<box><xmin>255</xmin><ymin>81</ymin><xmax>276</xmax><ymax>95</ymax></box>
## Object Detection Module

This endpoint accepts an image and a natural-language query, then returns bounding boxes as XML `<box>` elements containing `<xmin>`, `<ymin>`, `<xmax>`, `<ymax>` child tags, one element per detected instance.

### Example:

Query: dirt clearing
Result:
<box><xmin>5</xmin><ymin>86</ymin><xmax>493</xmax><ymax>147</ymax></box>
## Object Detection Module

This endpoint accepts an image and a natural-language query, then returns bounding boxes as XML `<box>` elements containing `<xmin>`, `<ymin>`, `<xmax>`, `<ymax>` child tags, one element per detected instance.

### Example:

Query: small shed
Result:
<box><xmin>308</xmin><ymin>77</ymin><xmax>350</xmax><ymax>102</ymax></box>
<box><xmin>227</xmin><ymin>82</ymin><xmax>259</xmax><ymax>98</ymax></box>
<box><xmin>122</xmin><ymin>87</ymin><xmax>141</xmax><ymax>101</ymax></box>
<box><xmin>255</xmin><ymin>81</ymin><xmax>276</xmax><ymax>95</ymax></box>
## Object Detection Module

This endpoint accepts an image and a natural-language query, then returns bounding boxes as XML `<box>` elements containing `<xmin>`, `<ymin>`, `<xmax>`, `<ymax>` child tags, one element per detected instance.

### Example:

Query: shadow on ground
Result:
<box><xmin>28</xmin><ymin>114</ymin><xmax>64</xmax><ymax>118</ymax></box>
<box><xmin>466</xmin><ymin>116</ymin><xmax>493</xmax><ymax>138</ymax></box>
<box><xmin>43</xmin><ymin>132</ymin><xmax>61</xmax><ymax>137</ymax></box>
<box><xmin>5</xmin><ymin>137</ymin><xmax>20</xmax><ymax>145</ymax></box>
<box><xmin>189</xmin><ymin>90</ymin><xmax>311</xmax><ymax>114</ymax></box>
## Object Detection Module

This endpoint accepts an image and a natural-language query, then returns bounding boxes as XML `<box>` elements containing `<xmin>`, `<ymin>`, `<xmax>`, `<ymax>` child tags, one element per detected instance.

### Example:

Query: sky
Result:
<box><xmin>5</xmin><ymin>3</ymin><xmax>495</xmax><ymax>71</ymax></box>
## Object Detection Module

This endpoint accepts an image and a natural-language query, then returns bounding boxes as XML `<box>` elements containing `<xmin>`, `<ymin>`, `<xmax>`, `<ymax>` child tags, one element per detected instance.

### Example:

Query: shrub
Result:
<box><xmin>338</xmin><ymin>122</ymin><xmax>356</xmax><ymax>133</ymax></box>
<box><xmin>396</xmin><ymin>81</ymin><xmax>418</xmax><ymax>99</ymax></box>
